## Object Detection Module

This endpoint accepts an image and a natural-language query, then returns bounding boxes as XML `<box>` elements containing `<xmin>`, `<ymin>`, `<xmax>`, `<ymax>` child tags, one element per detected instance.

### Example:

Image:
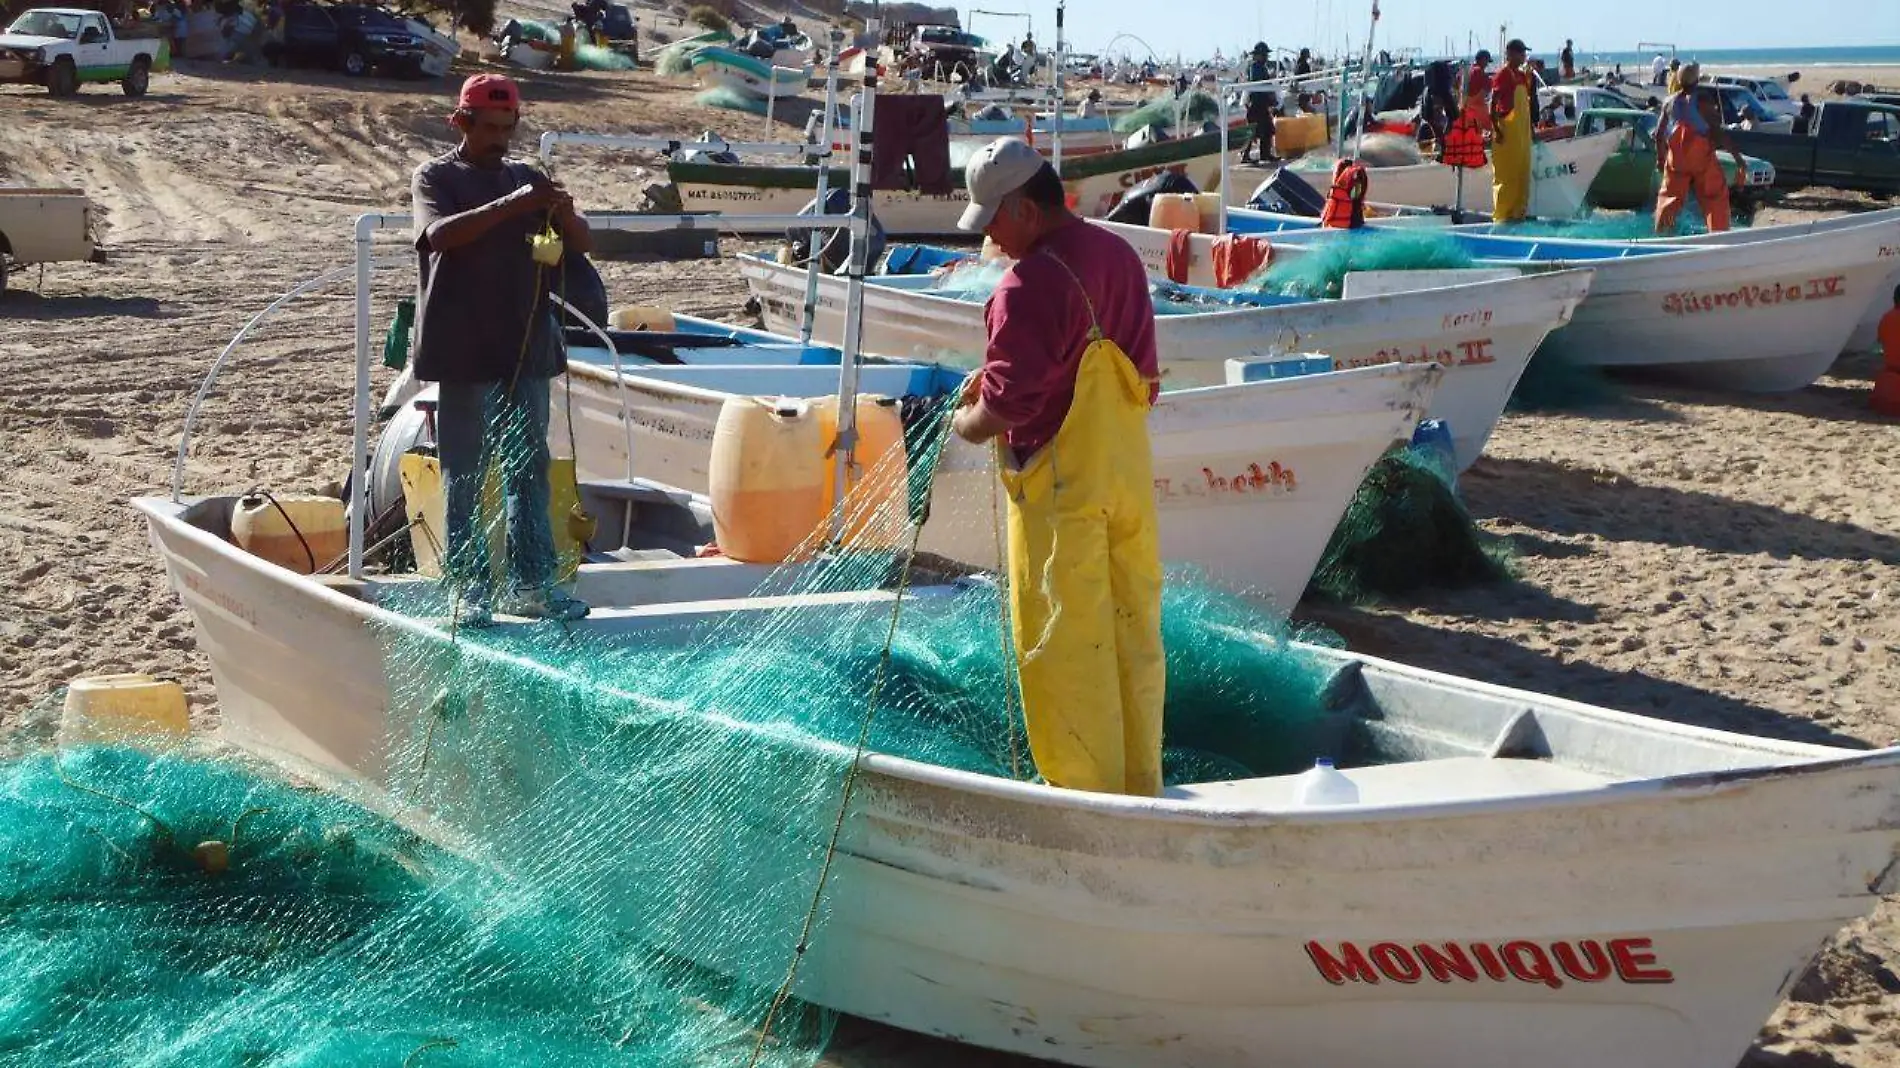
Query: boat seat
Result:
<box><xmin>1164</xmin><ymin>756</ymin><xmax>1616</xmax><ymax>809</ymax></box>
<box><xmin>566</xmin><ymin>587</ymin><xmax>947</xmax><ymax>638</ymax></box>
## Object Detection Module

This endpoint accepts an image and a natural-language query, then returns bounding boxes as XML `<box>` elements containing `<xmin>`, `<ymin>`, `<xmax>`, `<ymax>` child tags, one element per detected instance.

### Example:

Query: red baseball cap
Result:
<box><xmin>457</xmin><ymin>73</ymin><xmax>521</xmax><ymax>112</ymax></box>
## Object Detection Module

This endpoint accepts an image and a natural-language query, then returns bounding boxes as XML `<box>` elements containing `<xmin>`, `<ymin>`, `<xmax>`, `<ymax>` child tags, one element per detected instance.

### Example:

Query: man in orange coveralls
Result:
<box><xmin>1655</xmin><ymin>63</ymin><xmax>1743</xmax><ymax>233</ymax></box>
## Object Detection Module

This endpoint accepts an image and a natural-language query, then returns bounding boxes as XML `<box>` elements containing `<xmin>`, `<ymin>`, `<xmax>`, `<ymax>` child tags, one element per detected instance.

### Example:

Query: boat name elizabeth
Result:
<box><xmin>1153</xmin><ymin>461</ymin><xmax>1298</xmax><ymax>502</ymax></box>
<box><xmin>1306</xmin><ymin>936</ymin><xmax>1675</xmax><ymax>989</ymax></box>
<box><xmin>1661</xmin><ymin>274</ymin><xmax>1847</xmax><ymax>317</ymax></box>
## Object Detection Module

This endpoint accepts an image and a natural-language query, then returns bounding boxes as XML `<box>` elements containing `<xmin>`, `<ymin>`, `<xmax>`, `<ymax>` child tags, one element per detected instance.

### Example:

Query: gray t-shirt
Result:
<box><xmin>410</xmin><ymin>148</ymin><xmax>564</xmax><ymax>384</ymax></box>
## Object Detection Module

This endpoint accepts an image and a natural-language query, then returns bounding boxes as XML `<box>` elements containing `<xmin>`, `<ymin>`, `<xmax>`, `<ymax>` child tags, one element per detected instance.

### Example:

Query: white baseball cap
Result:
<box><xmin>957</xmin><ymin>137</ymin><xmax>1048</xmax><ymax>232</ymax></box>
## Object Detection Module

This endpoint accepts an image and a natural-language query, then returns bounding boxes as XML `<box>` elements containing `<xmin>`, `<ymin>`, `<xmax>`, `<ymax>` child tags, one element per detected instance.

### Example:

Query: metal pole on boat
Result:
<box><xmin>799</xmin><ymin>27</ymin><xmax>844</xmax><ymax>346</ymax></box>
<box><xmin>348</xmin><ymin>213</ymin><xmax>378</xmax><ymax>579</ymax></box>
<box><xmin>1218</xmin><ymin>85</ymin><xmax>1230</xmax><ymax>218</ymax></box>
<box><xmin>1351</xmin><ymin>1</ymin><xmax>1379</xmax><ymax>161</ymax></box>
<box><xmin>1050</xmin><ymin>0</ymin><xmax>1064</xmax><ymax>175</ymax></box>
<box><xmin>765</xmin><ymin>68</ymin><xmax>779</xmax><ymax>138</ymax></box>
<box><xmin>827</xmin><ymin>70</ymin><xmax>877</xmax><ymax>544</ymax></box>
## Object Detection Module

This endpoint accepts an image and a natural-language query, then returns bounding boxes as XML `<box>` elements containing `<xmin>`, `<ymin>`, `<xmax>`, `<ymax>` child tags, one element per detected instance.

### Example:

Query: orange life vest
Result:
<box><xmin>1321</xmin><ymin>158</ymin><xmax>1369</xmax><ymax>229</ymax></box>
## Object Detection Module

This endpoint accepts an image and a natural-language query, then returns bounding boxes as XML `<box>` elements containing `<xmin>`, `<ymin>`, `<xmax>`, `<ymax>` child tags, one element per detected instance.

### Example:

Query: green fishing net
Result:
<box><xmin>0</xmin><ymin>395</ymin><xmax>1358</xmax><ymax>1065</ymax></box>
<box><xmin>697</xmin><ymin>86</ymin><xmax>772</xmax><ymax>115</ymax></box>
<box><xmin>1111</xmin><ymin>90</ymin><xmax>1222</xmax><ymax>134</ymax></box>
<box><xmin>1310</xmin><ymin>445</ymin><xmax>1512</xmax><ymax>603</ymax></box>
<box><xmin>1249</xmin><ymin>230</ymin><xmax>1477</xmax><ymax>300</ymax></box>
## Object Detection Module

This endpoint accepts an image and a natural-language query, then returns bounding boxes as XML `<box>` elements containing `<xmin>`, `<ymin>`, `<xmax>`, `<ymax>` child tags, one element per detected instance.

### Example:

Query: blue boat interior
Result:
<box><xmin>1224</xmin><ymin>210</ymin><xmax>1679</xmax><ymax>263</ymax></box>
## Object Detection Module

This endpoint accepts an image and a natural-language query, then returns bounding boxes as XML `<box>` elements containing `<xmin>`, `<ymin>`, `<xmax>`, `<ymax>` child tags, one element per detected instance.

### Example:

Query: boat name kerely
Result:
<box><xmin>1661</xmin><ymin>274</ymin><xmax>1847</xmax><ymax>317</ymax></box>
<box><xmin>1306</xmin><ymin>937</ymin><xmax>1676</xmax><ymax>989</ymax></box>
<box><xmin>1441</xmin><ymin>307</ymin><xmax>1494</xmax><ymax>331</ymax></box>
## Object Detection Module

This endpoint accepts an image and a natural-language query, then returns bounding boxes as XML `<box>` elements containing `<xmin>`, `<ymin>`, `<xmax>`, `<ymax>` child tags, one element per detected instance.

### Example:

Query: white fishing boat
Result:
<box><xmin>1238</xmin><ymin>214</ymin><xmax>1900</xmax><ymax>391</ymax></box>
<box><xmin>1283</xmin><ymin>129</ymin><xmax>1625</xmax><ymax>217</ymax></box>
<box><xmin>670</xmin><ymin>128</ymin><xmax>1239</xmax><ymax>235</ymax></box>
<box><xmin>532</xmin><ymin>333</ymin><xmax>1436</xmax><ymax>613</ymax></box>
<box><xmin>740</xmin><ymin>253</ymin><xmax>1593</xmax><ymax>470</ymax></box>
<box><xmin>134</xmin><ymin>480</ymin><xmax>1900</xmax><ymax>1068</ymax></box>
<box><xmin>134</xmin><ymin>188</ymin><xmax>1900</xmax><ymax>1068</ymax></box>
<box><xmin>688</xmin><ymin>44</ymin><xmax>811</xmax><ymax>98</ymax></box>
<box><xmin>1481</xmin><ymin>207</ymin><xmax>1900</xmax><ymax>354</ymax></box>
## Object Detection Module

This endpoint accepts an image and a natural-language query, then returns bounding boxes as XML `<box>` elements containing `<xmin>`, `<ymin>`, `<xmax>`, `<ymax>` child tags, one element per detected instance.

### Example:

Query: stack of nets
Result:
<box><xmin>0</xmin><ymin>397</ymin><xmax>1356</xmax><ymax>1065</ymax></box>
<box><xmin>1248</xmin><ymin>229</ymin><xmax>1476</xmax><ymax>300</ymax></box>
<box><xmin>696</xmin><ymin>86</ymin><xmax>771</xmax><ymax>114</ymax></box>
<box><xmin>1111</xmin><ymin>90</ymin><xmax>1222</xmax><ymax>135</ymax></box>
<box><xmin>1311</xmin><ymin>443</ymin><xmax>1512</xmax><ymax>603</ymax></box>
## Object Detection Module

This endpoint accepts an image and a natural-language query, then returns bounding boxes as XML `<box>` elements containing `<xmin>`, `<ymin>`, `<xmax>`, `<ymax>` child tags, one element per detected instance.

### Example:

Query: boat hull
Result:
<box><xmin>133</xmin><ymin>495</ymin><xmax>1900</xmax><ymax>1068</ymax></box>
<box><xmin>558</xmin><ymin>360</ymin><xmax>1441</xmax><ymax>614</ymax></box>
<box><xmin>1247</xmin><ymin>214</ymin><xmax>1900</xmax><ymax>391</ymax></box>
<box><xmin>689</xmin><ymin>47</ymin><xmax>809</xmax><ymax>97</ymax></box>
<box><xmin>1287</xmin><ymin>130</ymin><xmax>1624</xmax><ymax>217</ymax></box>
<box><xmin>739</xmin><ymin>255</ymin><xmax>1593</xmax><ymax>471</ymax></box>
<box><xmin>1531</xmin><ymin>219</ymin><xmax>1900</xmax><ymax>389</ymax></box>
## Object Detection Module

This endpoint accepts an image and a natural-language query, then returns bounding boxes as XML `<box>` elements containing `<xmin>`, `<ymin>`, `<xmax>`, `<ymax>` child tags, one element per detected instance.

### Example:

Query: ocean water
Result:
<box><xmin>1545</xmin><ymin>45</ymin><xmax>1900</xmax><ymax>73</ymax></box>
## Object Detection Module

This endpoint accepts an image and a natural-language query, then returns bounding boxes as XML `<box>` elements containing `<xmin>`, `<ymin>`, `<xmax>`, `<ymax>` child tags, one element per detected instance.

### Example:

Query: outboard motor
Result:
<box><xmin>1104</xmin><ymin>169</ymin><xmax>1199</xmax><ymax>224</ymax></box>
<box><xmin>788</xmin><ymin>187</ymin><xmax>887</xmax><ymax>274</ymax></box>
<box><xmin>677</xmin><ymin>130</ymin><xmax>741</xmax><ymax>166</ymax></box>
<box><xmin>1247</xmin><ymin>168</ymin><xmax>1329</xmax><ymax>217</ymax></box>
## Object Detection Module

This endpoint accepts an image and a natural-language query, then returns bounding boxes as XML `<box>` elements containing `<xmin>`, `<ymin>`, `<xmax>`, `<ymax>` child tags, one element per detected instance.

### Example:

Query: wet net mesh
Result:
<box><xmin>1247</xmin><ymin>229</ymin><xmax>1478</xmax><ymax>300</ymax></box>
<box><xmin>1111</xmin><ymin>90</ymin><xmax>1223</xmax><ymax>134</ymax></box>
<box><xmin>1</xmin><ymin>386</ymin><xmax>1357</xmax><ymax>1063</ymax></box>
<box><xmin>1310</xmin><ymin>444</ymin><xmax>1513</xmax><ymax>603</ymax></box>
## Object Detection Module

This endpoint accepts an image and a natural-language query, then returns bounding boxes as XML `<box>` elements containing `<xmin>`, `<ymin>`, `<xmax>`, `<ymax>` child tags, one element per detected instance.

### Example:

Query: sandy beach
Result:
<box><xmin>1</xmin><ymin>31</ymin><xmax>1896</xmax><ymax>1068</ymax></box>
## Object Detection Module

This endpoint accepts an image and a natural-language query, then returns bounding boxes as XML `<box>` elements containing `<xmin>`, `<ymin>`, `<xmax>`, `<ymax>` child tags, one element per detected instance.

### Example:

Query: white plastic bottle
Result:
<box><xmin>1296</xmin><ymin>758</ymin><xmax>1360</xmax><ymax>807</ymax></box>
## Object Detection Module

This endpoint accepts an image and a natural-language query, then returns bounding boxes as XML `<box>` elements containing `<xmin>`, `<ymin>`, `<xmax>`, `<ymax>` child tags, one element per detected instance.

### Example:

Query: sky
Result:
<box><xmin>951</xmin><ymin>0</ymin><xmax>1899</xmax><ymax>62</ymax></box>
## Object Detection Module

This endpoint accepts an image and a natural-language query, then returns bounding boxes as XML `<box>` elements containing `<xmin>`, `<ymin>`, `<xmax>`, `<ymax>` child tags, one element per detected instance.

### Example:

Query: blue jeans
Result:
<box><xmin>436</xmin><ymin>377</ymin><xmax>556</xmax><ymax>600</ymax></box>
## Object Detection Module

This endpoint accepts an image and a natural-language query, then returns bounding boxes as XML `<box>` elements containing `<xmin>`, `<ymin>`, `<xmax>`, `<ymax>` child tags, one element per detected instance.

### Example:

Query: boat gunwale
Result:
<box><xmin>132</xmin><ymin>495</ymin><xmax>1900</xmax><ymax>832</ymax></box>
<box><xmin>740</xmin><ymin>251</ymin><xmax>1600</xmax><ymax>332</ymax></box>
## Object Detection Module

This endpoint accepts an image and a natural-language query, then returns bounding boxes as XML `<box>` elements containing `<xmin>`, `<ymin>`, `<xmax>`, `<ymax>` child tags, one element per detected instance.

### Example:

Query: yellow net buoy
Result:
<box><xmin>529</xmin><ymin>228</ymin><xmax>565</xmax><ymax>266</ymax></box>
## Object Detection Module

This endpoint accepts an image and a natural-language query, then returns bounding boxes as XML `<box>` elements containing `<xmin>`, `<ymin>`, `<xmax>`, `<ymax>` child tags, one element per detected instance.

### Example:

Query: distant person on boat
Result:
<box><xmin>1294</xmin><ymin>47</ymin><xmax>1312</xmax><ymax>76</ymax></box>
<box><xmin>1655</xmin><ymin>64</ymin><xmax>1742</xmax><ymax>234</ymax></box>
<box><xmin>1795</xmin><ymin>94</ymin><xmax>1816</xmax><ymax>136</ymax></box>
<box><xmin>949</xmin><ymin>138</ymin><xmax>1166</xmax><ymax>798</ymax></box>
<box><xmin>1240</xmin><ymin>41</ymin><xmax>1278</xmax><ymax>164</ymax></box>
<box><xmin>1651</xmin><ymin>52</ymin><xmax>1668</xmax><ymax>86</ymax></box>
<box><xmin>410</xmin><ymin>74</ymin><xmax>593</xmax><ymax>625</ymax></box>
<box><xmin>1077</xmin><ymin>87</ymin><xmax>1102</xmax><ymax>119</ymax></box>
<box><xmin>1490</xmin><ymin>40</ymin><xmax>1536</xmax><ymax>221</ymax></box>
<box><xmin>1560</xmin><ymin>39</ymin><xmax>1575</xmax><ymax>80</ymax></box>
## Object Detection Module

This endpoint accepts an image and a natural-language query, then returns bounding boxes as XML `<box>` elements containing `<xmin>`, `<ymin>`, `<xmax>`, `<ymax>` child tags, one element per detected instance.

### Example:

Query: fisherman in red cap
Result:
<box><xmin>410</xmin><ymin>73</ymin><xmax>593</xmax><ymax>625</ymax></box>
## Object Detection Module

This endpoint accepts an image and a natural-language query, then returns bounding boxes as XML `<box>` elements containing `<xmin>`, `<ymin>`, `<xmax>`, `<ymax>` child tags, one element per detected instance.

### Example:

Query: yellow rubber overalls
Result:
<box><xmin>996</xmin><ymin>251</ymin><xmax>1166</xmax><ymax>797</ymax></box>
<box><xmin>1491</xmin><ymin>71</ymin><xmax>1533</xmax><ymax>222</ymax></box>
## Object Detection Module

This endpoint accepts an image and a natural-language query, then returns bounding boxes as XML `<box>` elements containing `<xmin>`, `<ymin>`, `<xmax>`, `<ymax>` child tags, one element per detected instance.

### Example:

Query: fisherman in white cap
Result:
<box><xmin>950</xmin><ymin>138</ymin><xmax>1166</xmax><ymax>797</ymax></box>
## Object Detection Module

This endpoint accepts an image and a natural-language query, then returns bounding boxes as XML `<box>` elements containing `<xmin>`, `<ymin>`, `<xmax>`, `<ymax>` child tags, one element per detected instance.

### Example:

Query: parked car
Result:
<box><xmin>1534</xmin><ymin>84</ymin><xmax>1655</xmax><ymax>138</ymax></box>
<box><xmin>909</xmin><ymin>23</ymin><xmax>986</xmax><ymax>82</ymax></box>
<box><xmin>262</xmin><ymin>2</ymin><xmax>426</xmax><ymax>77</ymax></box>
<box><xmin>1577</xmin><ymin>107</ymin><xmax>1777</xmax><ymax>214</ymax></box>
<box><xmin>0</xmin><ymin>6</ymin><xmax>162</xmax><ymax>96</ymax></box>
<box><xmin>0</xmin><ymin>187</ymin><xmax>101</xmax><ymax>295</ymax></box>
<box><xmin>1710</xmin><ymin>84</ymin><xmax>1794</xmax><ymax>133</ymax></box>
<box><xmin>1727</xmin><ymin>100</ymin><xmax>1900</xmax><ymax>195</ymax></box>
<box><xmin>1708</xmin><ymin>74</ymin><xmax>1801</xmax><ymax>120</ymax></box>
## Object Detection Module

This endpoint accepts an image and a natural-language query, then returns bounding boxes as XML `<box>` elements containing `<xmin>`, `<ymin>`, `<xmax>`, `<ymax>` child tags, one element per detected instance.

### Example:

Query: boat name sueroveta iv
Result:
<box><xmin>1660</xmin><ymin>274</ymin><xmax>1847</xmax><ymax>317</ymax></box>
<box><xmin>1306</xmin><ymin>937</ymin><xmax>1675</xmax><ymax>988</ymax></box>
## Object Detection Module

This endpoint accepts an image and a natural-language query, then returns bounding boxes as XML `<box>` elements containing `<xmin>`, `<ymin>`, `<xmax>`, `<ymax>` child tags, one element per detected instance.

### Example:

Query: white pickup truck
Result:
<box><xmin>0</xmin><ymin>7</ymin><xmax>163</xmax><ymax>97</ymax></box>
<box><xmin>0</xmin><ymin>188</ymin><xmax>101</xmax><ymax>296</ymax></box>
